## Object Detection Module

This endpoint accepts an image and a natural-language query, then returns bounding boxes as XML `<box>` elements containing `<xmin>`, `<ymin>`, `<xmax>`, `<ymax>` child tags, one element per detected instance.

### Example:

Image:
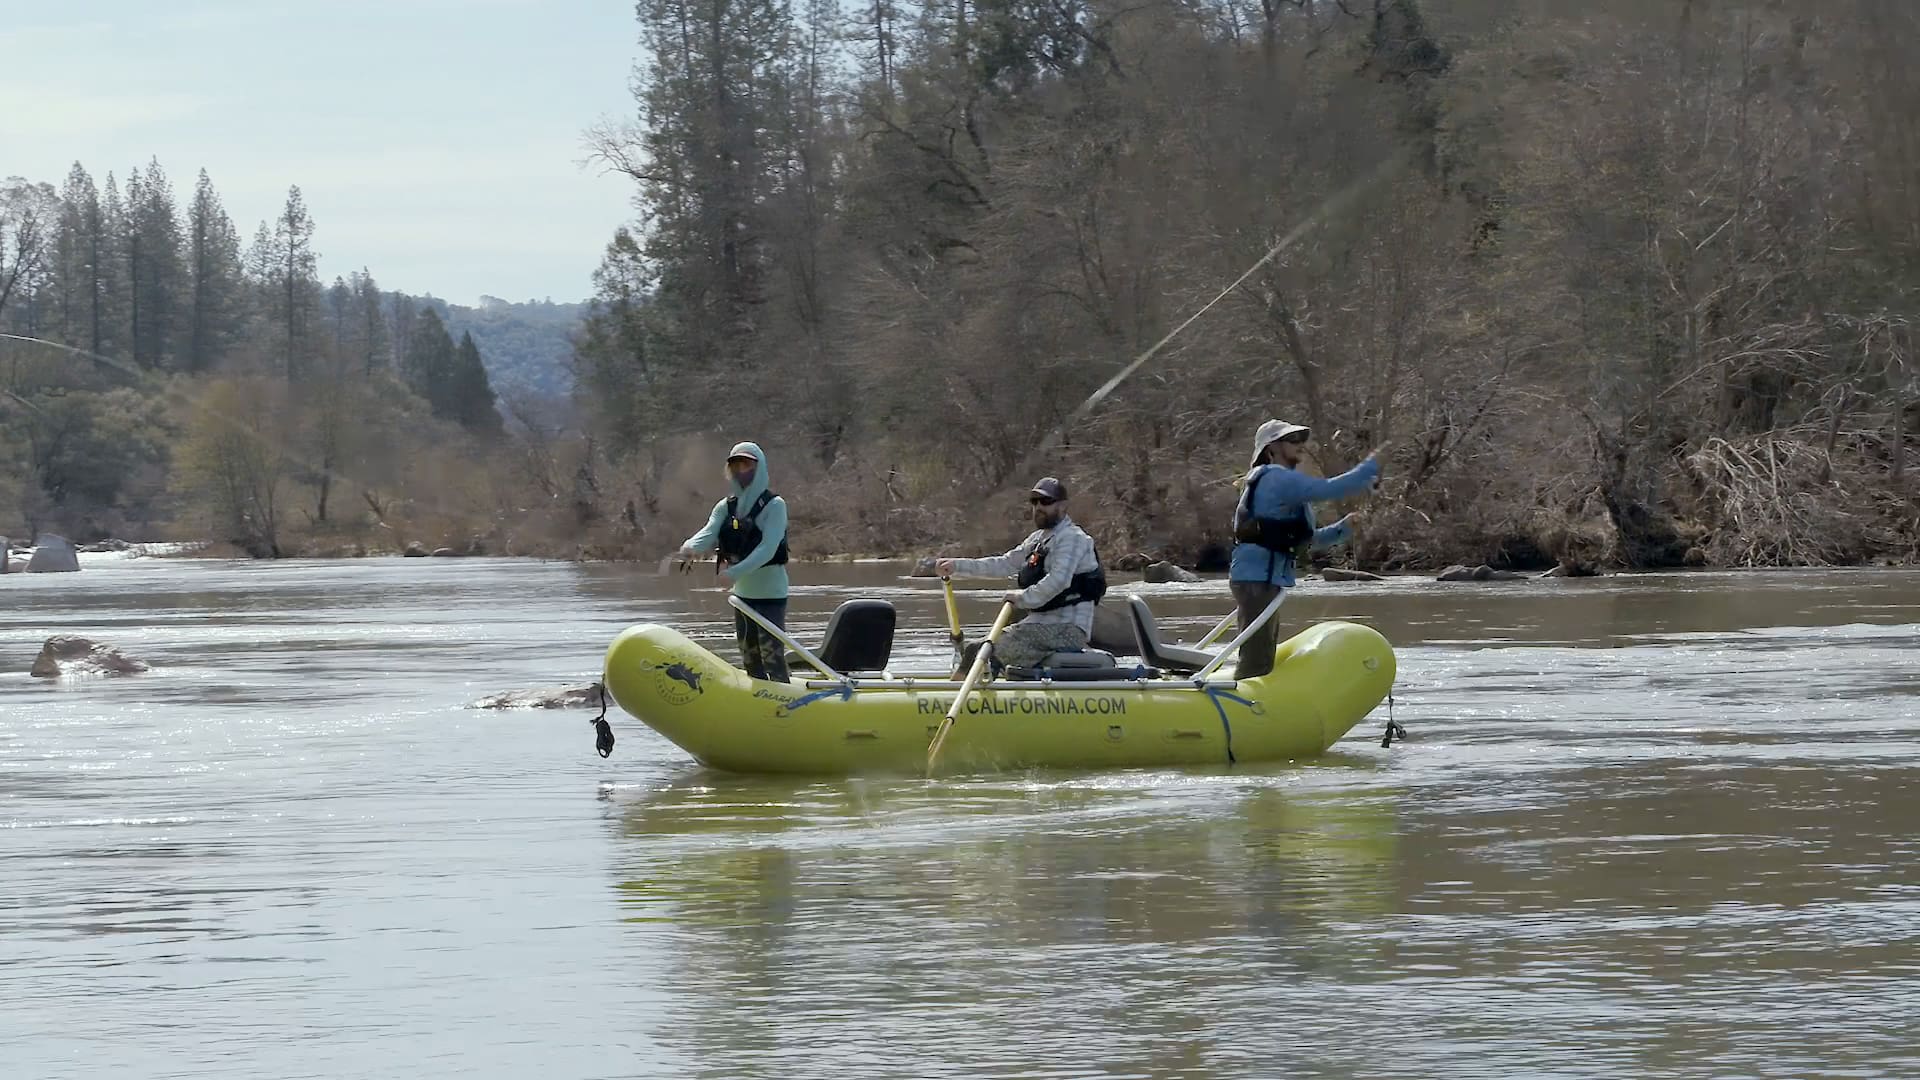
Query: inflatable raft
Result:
<box><xmin>601</xmin><ymin>594</ymin><xmax>1397</xmax><ymax>776</ymax></box>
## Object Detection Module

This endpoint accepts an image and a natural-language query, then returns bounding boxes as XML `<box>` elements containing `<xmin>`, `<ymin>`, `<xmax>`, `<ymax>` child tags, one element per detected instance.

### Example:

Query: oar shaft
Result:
<box><xmin>941</xmin><ymin>577</ymin><xmax>965</xmax><ymax>677</ymax></box>
<box><xmin>1195</xmin><ymin>611</ymin><xmax>1237</xmax><ymax>649</ymax></box>
<box><xmin>926</xmin><ymin>602</ymin><xmax>1016</xmax><ymax>773</ymax></box>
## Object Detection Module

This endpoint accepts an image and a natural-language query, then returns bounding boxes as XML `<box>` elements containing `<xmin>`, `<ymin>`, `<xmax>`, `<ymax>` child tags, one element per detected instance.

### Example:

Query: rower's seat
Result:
<box><xmin>1005</xmin><ymin>649</ymin><xmax>1141</xmax><ymax>682</ymax></box>
<box><xmin>1125</xmin><ymin>594</ymin><xmax>1216</xmax><ymax>675</ymax></box>
<box><xmin>787</xmin><ymin>599</ymin><xmax>895</xmax><ymax>674</ymax></box>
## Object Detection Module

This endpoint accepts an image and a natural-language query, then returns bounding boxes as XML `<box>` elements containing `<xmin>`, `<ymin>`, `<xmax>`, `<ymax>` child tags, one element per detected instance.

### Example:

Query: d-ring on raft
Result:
<box><xmin>599</xmin><ymin>592</ymin><xmax>1396</xmax><ymax>776</ymax></box>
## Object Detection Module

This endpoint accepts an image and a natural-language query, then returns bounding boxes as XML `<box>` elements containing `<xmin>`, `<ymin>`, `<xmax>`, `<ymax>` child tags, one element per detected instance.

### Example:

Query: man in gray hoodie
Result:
<box><xmin>936</xmin><ymin>477</ymin><xmax>1107</xmax><ymax>671</ymax></box>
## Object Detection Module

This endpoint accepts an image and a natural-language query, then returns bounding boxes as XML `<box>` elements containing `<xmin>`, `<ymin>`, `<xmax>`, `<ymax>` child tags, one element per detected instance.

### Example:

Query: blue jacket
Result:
<box><xmin>682</xmin><ymin>441</ymin><xmax>790</xmax><ymax>600</ymax></box>
<box><xmin>1228</xmin><ymin>457</ymin><xmax>1380</xmax><ymax>587</ymax></box>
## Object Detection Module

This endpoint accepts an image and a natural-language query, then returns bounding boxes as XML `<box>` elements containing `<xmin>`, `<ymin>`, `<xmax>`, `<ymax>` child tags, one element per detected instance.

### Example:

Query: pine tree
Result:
<box><xmin>97</xmin><ymin>172</ymin><xmax>131</xmax><ymax>362</ymax></box>
<box><xmin>450</xmin><ymin>330</ymin><xmax>503</xmax><ymax>434</ymax></box>
<box><xmin>185</xmin><ymin>169</ymin><xmax>245</xmax><ymax>372</ymax></box>
<box><xmin>52</xmin><ymin>164</ymin><xmax>99</xmax><ymax>347</ymax></box>
<box><xmin>351</xmin><ymin>270</ymin><xmax>387</xmax><ymax>376</ymax></box>
<box><xmin>403</xmin><ymin>305</ymin><xmax>456</xmax><ymax>407</ymax></box>
<box><xmin>126</xmin><ymin>159</ymin><xmax>186</xmax><ymax>370</ymax></box>
<box><xmin>387</xmin><ymin>292</ymin><xmax>418</xmax><ymax>375</ymax></box>
<box><xmin>272</xmin><ymin>186</ymin><xmax>318</xmax><ymax>379</ymax></box>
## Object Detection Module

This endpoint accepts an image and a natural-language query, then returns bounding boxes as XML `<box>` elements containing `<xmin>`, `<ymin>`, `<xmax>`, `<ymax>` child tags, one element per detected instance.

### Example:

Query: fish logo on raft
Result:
<box><xmin>645</xmin><ymin>659</ymin><xmax>707</xmax><ymax>705</ymax></box>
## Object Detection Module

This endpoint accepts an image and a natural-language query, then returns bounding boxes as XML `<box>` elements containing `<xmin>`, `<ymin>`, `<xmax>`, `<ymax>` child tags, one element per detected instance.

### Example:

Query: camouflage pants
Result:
<box><xmin>972</xmin><ymin>621</ymin><xmax>1089</xmax><ymax>672</ymax></box>
<box><xmin>732</xmin><ymin>597</ymin><xmax>790</xmax><ymax>683</ymax></box>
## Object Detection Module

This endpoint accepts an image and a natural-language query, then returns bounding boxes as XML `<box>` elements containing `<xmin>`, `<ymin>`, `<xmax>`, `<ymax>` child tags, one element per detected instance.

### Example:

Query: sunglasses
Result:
<box><xmin>1029</xmin><ymin>496</ymin><xmax>1058</xmax><ymax>507</ymax></box>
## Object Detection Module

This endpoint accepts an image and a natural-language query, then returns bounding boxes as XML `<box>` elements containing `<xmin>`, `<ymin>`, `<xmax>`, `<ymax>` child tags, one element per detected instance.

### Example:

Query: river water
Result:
<box><xmin>3</xmin><ymin>557</ymin><xmax>1917</xmax><ymax>1079</ymax></box>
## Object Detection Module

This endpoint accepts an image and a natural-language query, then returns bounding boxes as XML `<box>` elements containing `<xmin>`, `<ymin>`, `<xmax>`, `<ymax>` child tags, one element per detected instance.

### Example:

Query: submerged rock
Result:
<box><xmin>1542</xmin><ymin>561</ymin><xmax>1601</xmax><ymax>578</ymax></box>
<box><xmin>1142</xmin><ymin>561</ymin><xmax>1202</xmax><ymax>584</ymax></box>
<box><xmin>30</xmin><ymin>636</ymin><xmax>150</xmax><ymax>678</ymax></box>
<box><xmin>1437</xmin><ymin>564</ymin><xmax>1529</xmax><ymax>583</ymax></box>
<box><xmin>1322</xmin><ymin>567</ymin><xmax>1386</xmax><ymax>582</ymax></box>
<box><xmin>26</xmin><ymin>534</ymin><xmax>80</xmax><ymax>573</ymax></box>
<box><xmin>469</xmin><ymin>683</ymin><xmax>603</xmax><ymax>710</ymax></box>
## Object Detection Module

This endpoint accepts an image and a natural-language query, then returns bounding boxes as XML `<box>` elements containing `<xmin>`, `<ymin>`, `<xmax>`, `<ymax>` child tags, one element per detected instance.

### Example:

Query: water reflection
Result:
<box><xmin>607</xmin><ymin>769</ymin><xmax>1403</xmax><ymax>1076</ymax></box>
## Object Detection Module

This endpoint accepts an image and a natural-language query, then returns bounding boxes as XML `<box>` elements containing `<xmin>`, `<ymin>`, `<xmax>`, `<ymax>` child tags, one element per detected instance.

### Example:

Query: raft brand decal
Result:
<box><xmin>647</xmin><ymin>659</ymin><xmax>707</xmax><ymax>706</ymax></box>
<box><xmin>913</xmin><ymin>695</ymin><xmax>1128</xmax><ymax>716</ymax></box>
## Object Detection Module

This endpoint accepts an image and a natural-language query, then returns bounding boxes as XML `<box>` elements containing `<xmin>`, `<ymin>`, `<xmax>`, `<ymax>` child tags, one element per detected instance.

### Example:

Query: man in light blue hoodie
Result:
<box><xmin>1228</xmin><ymin>420</ymin><xmax>1384</xmax><ymax>678</ymax></box>
<box><xmin>678</xmin><ymin>442</ymin><xmax>791</xmax><ymax>682</ymax></box>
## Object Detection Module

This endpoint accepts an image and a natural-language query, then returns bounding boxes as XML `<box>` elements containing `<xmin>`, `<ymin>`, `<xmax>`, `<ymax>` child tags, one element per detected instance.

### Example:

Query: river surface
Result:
<box><xmin>3</xmin><ymin>557</ymin><xmax>1918</xmax><ymax>1079</ymax></box>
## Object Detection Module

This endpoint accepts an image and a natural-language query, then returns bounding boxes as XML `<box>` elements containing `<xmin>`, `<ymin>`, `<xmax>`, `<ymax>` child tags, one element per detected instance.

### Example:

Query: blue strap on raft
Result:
<box><xmin>774</xmin><ymin>683</ymin><xmax>855</xmax><ymax>717</ymax></box>
<box><xmin>1202</xmin><ymin>685</ymin><xmax>1256</xmax><ymax>765</ymax></box>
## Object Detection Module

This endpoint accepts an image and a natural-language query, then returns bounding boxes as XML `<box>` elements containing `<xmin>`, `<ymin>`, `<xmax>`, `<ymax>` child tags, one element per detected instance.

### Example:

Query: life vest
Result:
<box><xmin>1234</xmin><ymin>466</ymin><xmax>1315</xmax><ymax>556</ymax></box>
<box><xmin>1015</xmin><ymin>534</ymin><xmax>1106</xmax><ymax>611</ymax></box>
<box><xmin>717</xmin><ymin>490</ymin><xmax>789</xmax><ymax>566</ymax></box>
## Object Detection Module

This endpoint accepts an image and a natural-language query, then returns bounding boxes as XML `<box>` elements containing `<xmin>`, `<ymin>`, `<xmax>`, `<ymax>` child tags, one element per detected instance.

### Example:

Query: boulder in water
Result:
<box><xmin>1322</xmin><ymin>567</ymin><xmax>1385</xmax><ymax>582</ymax></box>
<box><xmin>27</xmin><ymin>534</ymin><xmax>81</xmax><ymax>573</ymax></box>
<box><xmin>909</xmin><ymin>556</ymin><xmax>939</xmax><ymax>578</ymax></box>
<box><xmin>430</xmin><ymin>547</ymin><xmax>460</xmax><ymax>557</ymax></box>
<box><xmin>469</xmin><ymin>683</ymin><xmax>602</xmax><ymax>709</ymax></box>
<box><xmin>1142</xmin><ymin>561</ymin><xmax>1202</xmax><ymax>584</ymax></box>
<box><xmin>30</xmin><ymin>636</ymin><xmax>150</xmax><ymax>678</ymax></box>
<box><xmin>403</xmin><ymin>541</ymin><xmax>429</xmax><ymax>557</ymax></box>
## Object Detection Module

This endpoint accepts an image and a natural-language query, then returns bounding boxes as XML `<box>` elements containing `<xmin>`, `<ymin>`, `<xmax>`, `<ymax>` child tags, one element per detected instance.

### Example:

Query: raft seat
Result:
<box><xmin>1004</xmin><ymin>649</ymin><xmax>1160</xmax><ymax>682</ymax></box>
<box><xmin>1124</xmin><ymin>594</ymin><xmax>1217</xmax><ymax>676</ymax></box>
<box><xmin>785</xmin><ymin>599</ymin><xmax>897</xmax><ymax>675</ymax></box>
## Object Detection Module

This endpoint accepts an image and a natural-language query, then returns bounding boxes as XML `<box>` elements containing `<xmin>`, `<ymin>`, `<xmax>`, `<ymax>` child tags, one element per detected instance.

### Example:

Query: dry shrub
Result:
<box><xmin>1682</xmin><ymin>435</ymin><xmax>1892</xmax><ymax>566</ymax></box>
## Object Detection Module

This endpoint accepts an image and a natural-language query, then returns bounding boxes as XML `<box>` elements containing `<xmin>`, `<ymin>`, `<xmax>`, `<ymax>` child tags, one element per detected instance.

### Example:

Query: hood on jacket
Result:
<box><xmin>727</xmin><ymin>441</ymin><xmax>771</xmax><ymax>506</ymax></box>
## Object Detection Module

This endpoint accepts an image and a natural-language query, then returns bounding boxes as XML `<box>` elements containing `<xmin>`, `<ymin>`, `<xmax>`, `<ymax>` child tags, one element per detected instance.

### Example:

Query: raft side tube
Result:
<box><xmin>603</xmin><ymin>620</ymin><xmax>1396</xmax><ymax>775</ymax></box>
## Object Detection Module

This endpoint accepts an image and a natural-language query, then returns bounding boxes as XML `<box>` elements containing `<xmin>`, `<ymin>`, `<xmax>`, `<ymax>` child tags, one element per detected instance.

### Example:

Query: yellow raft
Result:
<box><xmin>601</xmin><ymin>597</ymin><xmax>1396</xmax><ymax>775</ymax></box>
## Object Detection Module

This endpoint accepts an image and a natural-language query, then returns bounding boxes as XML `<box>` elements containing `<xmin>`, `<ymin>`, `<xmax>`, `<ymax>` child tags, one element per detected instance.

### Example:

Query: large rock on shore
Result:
<box><xmin>30</xmin><ymin>636</ymin><xmax>150</xmax><ymax>678</ymax></box>
<box><xmin>26</xmin><ymin>534</ymin><xmax>81</xmax><ymax>573</ymax></box>
<box><xmin>403</xmin><ymin>541</ymin><xmax>429</xmax><ymax>557</ymax></box>
<box><xmin>469</xmin><ymin>683</ymin><xmax>602</xmax><ymax>709</ymax></box>
<box><xmin>1142</xmin><ymin>561</ymin><xmax>1202</xmax><ymax>584</ymax></box>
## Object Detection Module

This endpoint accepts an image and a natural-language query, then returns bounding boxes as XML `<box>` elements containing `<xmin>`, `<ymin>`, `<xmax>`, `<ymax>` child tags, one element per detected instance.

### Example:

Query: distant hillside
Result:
<box><xmin>423</xmin><ymin>295</ymin><xmax>585</xmax><ymax>400</ymax></box>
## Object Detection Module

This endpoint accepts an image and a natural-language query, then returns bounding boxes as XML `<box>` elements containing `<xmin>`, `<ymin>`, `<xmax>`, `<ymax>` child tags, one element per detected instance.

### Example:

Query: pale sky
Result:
<box><xmin>1</xmin><ymin>0</ymin><xmax>640</xmax><ymax>305</ymax></box>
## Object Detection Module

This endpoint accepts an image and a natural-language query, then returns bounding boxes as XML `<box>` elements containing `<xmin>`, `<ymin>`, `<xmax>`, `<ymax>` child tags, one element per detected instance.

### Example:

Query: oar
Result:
<box><xmin>1195</xmin><ymin>611</ymin><xmax>1237</xmax><ymax>649</ymax></box>
<box><xmin>940</xmin><ymin>575</ymin><xmax>965</xmax><ymax>677</ymax></box>
<box><xmin>925</xmin><ymin>601</ymin><xmax>1016</xmax><ymax>775</ymax></box>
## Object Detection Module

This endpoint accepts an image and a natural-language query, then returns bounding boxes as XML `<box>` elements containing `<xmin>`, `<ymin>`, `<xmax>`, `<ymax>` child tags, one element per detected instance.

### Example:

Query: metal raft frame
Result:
<box><xmin>725</xmin><ymin>591</ymin><xmax>1289</xmax><ymax>695</ymax></box>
